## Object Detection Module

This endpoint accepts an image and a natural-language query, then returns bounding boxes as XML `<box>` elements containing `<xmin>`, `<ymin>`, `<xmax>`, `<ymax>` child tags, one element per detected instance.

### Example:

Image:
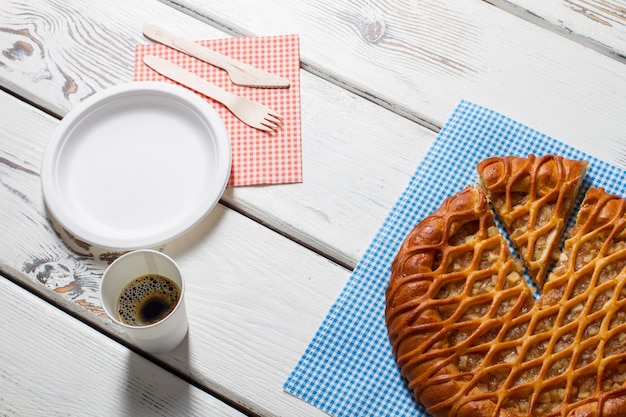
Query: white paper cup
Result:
<box><xmin>100</xmin><ymin>249</ymin><xmax>188</xmax><ymax>353</ymax></box>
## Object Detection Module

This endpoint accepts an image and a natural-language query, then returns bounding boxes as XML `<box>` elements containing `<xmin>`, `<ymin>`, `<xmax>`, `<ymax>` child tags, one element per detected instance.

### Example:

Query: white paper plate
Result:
<box><xmin>41</xmin><ymin>82</ymin><xmax>231</xmax><ymax>250</ymax></box>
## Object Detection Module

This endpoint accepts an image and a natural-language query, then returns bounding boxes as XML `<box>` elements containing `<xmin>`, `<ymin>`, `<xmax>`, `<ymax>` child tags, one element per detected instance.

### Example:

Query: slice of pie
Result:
<box><xmin>386</xmin><ymin>186</ymin><xmax>626</xmax><ymax>417</ymax></box>
<box><xmin>477</xmin><ymin>155</ymin><xmax>587</xmax><ymax>288</ymax></box>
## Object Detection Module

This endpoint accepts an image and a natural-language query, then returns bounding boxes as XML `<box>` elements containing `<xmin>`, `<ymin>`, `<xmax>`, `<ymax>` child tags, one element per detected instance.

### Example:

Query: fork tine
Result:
<box><xmin>270</xmin><ymin>109</ymin><xmax>283</xmax><ymax>117</ymax></box>
<box><xmin>261</xmin><ymin>118</ymin><xmax>280</xmax><ymax>132</ymax></box>
<box><xmin>255</xmin><ymin>123</ymin><xmax>275</xmax><ymax>132</ymax></box>
<box><xmin>265</xmin><ymin>113</ymin><xmax>283</xmax><ymax>125</ymax></box>
<box><xmin>266</xmin><ymin>115</ymin><xmax>282</xmax><ymax>126</ymax></box>
<box><xmin>141</xmin><ymin>57</ymin><xmax>283</xmax><ymax>133</ymax></box>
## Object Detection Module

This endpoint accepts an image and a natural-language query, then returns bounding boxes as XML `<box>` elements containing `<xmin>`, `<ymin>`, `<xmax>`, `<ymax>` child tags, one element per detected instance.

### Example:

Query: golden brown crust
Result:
<box><xmin>386</xmin><ymin>183</ymin><xmax>626</xmax><ymax>417</ymax></box>
<box><xmin>386</xmin><ymin>186</ymin><xmax>532</xmax><ymax>416</ymax></box>
<box><xmin>477</xmin><ymin>155</ymin><xmax>587</xmax><ymax>288</ymax></box>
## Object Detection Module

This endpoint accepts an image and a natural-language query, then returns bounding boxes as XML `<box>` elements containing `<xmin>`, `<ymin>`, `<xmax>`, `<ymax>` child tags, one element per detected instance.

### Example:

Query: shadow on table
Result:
<box><xmin>43</xmin><ymin>198</ymin><xmax>228</xmax><ymax>262</ymax></box>
<box><xmin>122</xmin><ymin>333</ymin><xmax>194</xmax><ymax>415</ymax></box>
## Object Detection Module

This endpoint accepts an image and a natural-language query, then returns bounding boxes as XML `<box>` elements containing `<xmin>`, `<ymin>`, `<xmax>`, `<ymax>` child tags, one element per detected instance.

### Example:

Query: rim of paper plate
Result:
<box><xmin>41</xmin><ymin>82</ymin><xmax>231</xmax><ymax>250</ymax></box>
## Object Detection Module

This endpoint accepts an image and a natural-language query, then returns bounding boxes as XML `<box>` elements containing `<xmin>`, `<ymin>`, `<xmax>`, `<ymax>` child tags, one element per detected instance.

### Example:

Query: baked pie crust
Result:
<box><xmin>386</xmin><ymin>158</ymin><xmax>626</xmax><ymax>417</ymax></box>
<box><xmin>477</xmin><ymin>155</ymin><xmax>587</xmax><ymax>288</ymax></box>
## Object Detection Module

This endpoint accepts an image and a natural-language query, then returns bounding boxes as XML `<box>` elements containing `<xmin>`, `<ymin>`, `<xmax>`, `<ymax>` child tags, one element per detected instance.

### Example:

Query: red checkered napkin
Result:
<box><xmin>134</xmin><ymin>34</ymin><xmax>302</xmax><ymax>187</ymax></box>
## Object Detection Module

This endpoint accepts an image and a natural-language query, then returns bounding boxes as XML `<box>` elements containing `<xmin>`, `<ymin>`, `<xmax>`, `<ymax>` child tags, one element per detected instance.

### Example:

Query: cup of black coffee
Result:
<box><xmin>100</xmin><ymin>249</ymin><xmax>188</xmax><ymax>353</ymax></box>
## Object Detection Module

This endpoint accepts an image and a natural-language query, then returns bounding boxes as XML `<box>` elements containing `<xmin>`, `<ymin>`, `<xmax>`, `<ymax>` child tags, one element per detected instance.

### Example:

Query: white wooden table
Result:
<box><xmin>1</xmin><ymin>1</ymin><xmax>626</xmax><ymax>415</ymax></box>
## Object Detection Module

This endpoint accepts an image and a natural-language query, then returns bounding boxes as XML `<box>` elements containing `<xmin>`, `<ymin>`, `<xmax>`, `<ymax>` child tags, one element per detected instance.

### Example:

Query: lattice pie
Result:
<box><xmin>386</xmin><ymin>157</ymin><xmax>626</xmax><ymax>417</ymax></box>
<box><xmin>477</xmin><ymin>155</ymin><xmax>587</xmax><ymax>288</ymax></box>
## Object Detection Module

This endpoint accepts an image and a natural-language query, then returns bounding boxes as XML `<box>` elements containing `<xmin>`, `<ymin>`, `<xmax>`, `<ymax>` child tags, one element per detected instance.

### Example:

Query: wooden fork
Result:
<box><xmin>143</xmin><ymin>55</ymin><xmax>282</xmax><ymax>132</ymax></box>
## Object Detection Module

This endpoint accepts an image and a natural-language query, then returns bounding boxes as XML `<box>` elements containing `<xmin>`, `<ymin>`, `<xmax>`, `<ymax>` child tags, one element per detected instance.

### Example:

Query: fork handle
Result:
<box><xmin>143</xmin><ymin>55</ymin><xmax>234</xmax><ymax>109</ymax></box>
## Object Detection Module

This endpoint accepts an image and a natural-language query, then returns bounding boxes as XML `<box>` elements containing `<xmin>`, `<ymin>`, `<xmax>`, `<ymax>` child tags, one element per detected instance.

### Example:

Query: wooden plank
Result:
<box><xmin>0</xmin><ymin>0</ymin><xmax>432</xmax><ymax>268</ymax></box>
<box><xmin>0</xmin><ymin>276</ymin><xmax>245</xmax><ymax>417</ymax></box>
<box><xmin>0</xmin><ymin>90</ymin><xmax>349</xmax><ymax>416</ymax></box>
<box><xmin>2</xmin><ymin>1</ymin><xmax>626</xmax><ymax>414</ymax></box>
<box><xmin>165</xmin><ymin>0</ymin><xmax>626</xmax><ymax>166</ymax></box>
<box><xmin>486</xmin><ymin>0</ymin><xmax>626</xmax><ymax>61</ymax></box>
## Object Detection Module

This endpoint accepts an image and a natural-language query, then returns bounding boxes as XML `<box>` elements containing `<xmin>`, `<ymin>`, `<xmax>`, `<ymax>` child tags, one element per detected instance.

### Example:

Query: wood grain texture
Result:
<box><xmin>0</xmin><ymin>276</ymin><xmax>245</xmax><ymax>417</ymax></box>
<box><xmin>0</xmin><ymin>0</ymin><xmax>432</xmax><ymax>268</ymax></box>
<box><xmin>0</xmin><ymin>86</ymin><xmax>108</xmax><ymax>311</ymax></box>
<box><xmin>167</xmin><ymin>0</ymin><xmax>626</xmax><ymax>166</ymax></box>
<box><xmin>0</xmin><ymin>89</ymin><xmax>348</xmax><ymax>416</ymax></box>
<box><xmin>3</xmin><ymin>0</ymin><xmax>626</xmax><ymax>415</ymax></box>
<box><xmin>0</xmin><ymin>0</ymin><xmax>137</xmax><ymax>111</ymax></box>
<box><xmin>486</xmin><ymin>0</ymin><xmax>626</xmax><ymax>61</ymax></box>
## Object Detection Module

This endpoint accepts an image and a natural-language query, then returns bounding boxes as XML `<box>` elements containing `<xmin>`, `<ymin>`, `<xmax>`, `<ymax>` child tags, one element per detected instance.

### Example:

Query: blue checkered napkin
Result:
<box><xmin>283</xmin><ymin>100</ymin><xmax>626</xmax><ymax>417</ymax></box>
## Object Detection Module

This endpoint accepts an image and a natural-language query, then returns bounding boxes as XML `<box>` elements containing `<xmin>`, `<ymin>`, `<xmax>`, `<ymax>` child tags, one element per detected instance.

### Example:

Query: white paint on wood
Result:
<box><xmin>0</xmin><ymin>90</ymin><xmax>350</xmax><ymax>416</ymax></box>
<box><xmin>167</xmin><ymin>0</ymin><xmax>626</xmax><ymax>167</ymax></box>
<box><xmin>3</xmin><ymin>0</ymin><xmax>626</xmax><ymax>416</ymax></box>
<box><xmin>0</xmin><ymin>0</ymin><xmax>434</xmax><ymax>268</ymax></box>
<box><xmin>5</xmin><ymin>0</ymin><xmax>626</xmax><ymax>269</ymax></box>
<box><xmin>0</xmin><ymin>276</ymin><xmax>245</xmax><ymax>417</ymax></box>
<box><xmin>486</xmin><ymin>0</ymin><xmax>626</xmax><ymax>61</ymax></box>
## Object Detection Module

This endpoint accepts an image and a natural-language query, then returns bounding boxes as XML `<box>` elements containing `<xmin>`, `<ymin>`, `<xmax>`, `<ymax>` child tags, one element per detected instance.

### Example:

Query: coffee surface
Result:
<box><xmin>116</xmin><ymin>273</ymin><xmax>180</xmax><ymax>326</ymax></box>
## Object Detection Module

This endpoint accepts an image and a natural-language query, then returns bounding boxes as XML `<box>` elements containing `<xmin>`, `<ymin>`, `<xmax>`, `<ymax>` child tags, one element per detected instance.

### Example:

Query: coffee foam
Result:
<box><xmin>115</xmin><ymin>273</ymin><xmax>180</xmax><ymax>326</ymax></box>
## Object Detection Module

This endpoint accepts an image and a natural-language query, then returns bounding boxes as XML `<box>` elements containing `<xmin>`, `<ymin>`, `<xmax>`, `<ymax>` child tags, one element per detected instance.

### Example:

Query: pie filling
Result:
<box><xmin>386</xmin><ymin>156</ymin><xmax>626</xmax><ymax>417</ymax></box>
